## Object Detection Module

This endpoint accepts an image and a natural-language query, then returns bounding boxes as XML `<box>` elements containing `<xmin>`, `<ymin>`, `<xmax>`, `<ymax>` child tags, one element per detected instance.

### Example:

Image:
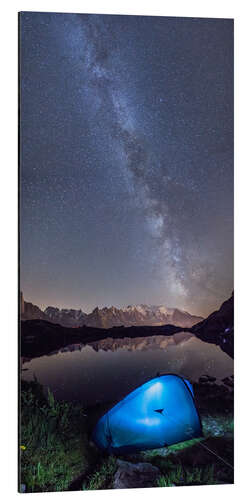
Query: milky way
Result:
<box><xmin>19</xmin><ymin>13</ymin><xmax>233</xmax><ymax>316</ymax></box>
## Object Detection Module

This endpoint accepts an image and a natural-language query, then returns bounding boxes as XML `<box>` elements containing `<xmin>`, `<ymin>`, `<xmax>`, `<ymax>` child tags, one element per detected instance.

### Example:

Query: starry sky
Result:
<box><xmin>19</xmin><ymin>12</ymin><xmax>233</xmax><ymax>317</ymax></box>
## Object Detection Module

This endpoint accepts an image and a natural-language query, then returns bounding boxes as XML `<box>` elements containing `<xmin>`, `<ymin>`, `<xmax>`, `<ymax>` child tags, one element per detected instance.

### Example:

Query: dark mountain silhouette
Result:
<box><xmin>191</xmin><ymin>293</ymin><xmax>234</xmax><ymax>358</ymax></box>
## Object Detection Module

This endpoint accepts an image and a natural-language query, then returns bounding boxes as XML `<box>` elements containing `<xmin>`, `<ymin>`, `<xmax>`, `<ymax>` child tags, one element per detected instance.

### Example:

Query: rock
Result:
<box><xmin>113</xmin><ymin>459</ymin><xmax>160</xmax><ymax>489</ymax></box>
<box><xmin>223</xmin><ymin>431</ymin><xmax>233</xmax><ymax>439</ymax></box>
<box><xmin>222</xmin><ymin>377</ymin><xmax>234</xmax><ymax>388</ymax></box>
<box><xmin>199</xmin><ymin>375</ymin><xmax>217</xmax><ymax>384</ymax></box>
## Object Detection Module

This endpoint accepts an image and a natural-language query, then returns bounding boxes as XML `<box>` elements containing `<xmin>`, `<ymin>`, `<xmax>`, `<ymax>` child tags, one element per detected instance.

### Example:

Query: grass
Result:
<box><xmin>20</xmin><ymin>378</ymin><xmax>234</xmax><ymax>491</ymax></box>
<box><xmin>19</xmin><ymin>378</ymin><xmax>97</xmax><ymax>492</ymax></box>
<box><xmin>156</xmin><ymin>464</ymin><xmax>217</xmax><ymax>487</ymax></box>
<box><xmin>82</xmin><ymin>456</ymin><xmax>117</xmax><ymax>490</ymax></box>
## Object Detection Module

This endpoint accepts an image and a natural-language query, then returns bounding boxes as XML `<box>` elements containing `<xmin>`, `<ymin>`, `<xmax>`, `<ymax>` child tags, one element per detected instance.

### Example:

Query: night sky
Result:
<box><xmin>19</xmin><ymin>12</ymin><xmax>233</xmax><ymax>317</ymax></box>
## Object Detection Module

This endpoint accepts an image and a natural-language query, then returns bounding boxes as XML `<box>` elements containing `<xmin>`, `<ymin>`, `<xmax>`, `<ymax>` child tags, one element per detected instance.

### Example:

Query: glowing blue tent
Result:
<box><xmin>92</xmin><ymin>374</ymin><xmax>202</xmax><ymax>453</ymax></box>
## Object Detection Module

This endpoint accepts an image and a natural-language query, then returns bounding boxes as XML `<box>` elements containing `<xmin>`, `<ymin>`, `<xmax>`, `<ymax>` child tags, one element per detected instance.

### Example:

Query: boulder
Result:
<box><xmin>222</xmin><ymin>376</ymin><xmax>234</xmax><ymax>388</ymax></box>
<box><xmin>199</xmin><ymin>375</ymin><xmax>217</xmax><ymax>384</ymax></box>
<box><xmin>113</xmin><ymin>459</ymin><xmax>160</xmax><ymax>489</ymax></box>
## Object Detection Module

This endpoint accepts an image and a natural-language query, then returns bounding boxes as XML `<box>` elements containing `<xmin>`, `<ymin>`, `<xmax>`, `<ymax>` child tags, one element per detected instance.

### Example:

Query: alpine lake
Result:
<box><xmin>21</xmin><ymin>332</ymin><xmax>233</xmax><ymax>406</ymax></box>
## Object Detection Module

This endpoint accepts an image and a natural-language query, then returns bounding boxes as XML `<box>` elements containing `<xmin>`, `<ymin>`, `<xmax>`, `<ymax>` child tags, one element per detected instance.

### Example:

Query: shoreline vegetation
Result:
<box><xmin>19</xmin><ymin>377</ymin><xmax>233</xmax><ymax>492</ymax></box>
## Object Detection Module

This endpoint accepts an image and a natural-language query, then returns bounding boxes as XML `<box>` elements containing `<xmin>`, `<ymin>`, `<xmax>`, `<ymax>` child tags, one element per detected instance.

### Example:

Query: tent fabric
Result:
<box><xmin>92</xmin><ymin>374</ymin><xmax>202</xmax><ymax>454</ymax></box>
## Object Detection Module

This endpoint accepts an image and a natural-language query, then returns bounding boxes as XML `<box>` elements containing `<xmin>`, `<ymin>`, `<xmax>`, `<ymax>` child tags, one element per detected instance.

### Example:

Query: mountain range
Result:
<box><xmin>21</xmin><ymin>293</ymin><xmax>234</xmax><ymax>359</ymax></box>
<box><xmin>20</xmin><ymin>295</ymin><xmax>203</xmax><ymax>329</ymax></box>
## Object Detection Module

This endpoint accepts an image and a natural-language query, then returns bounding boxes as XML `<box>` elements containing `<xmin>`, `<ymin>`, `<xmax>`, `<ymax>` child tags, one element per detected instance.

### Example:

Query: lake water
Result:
<box><xmin>21</xmin><ymin>332</ymin><xmax>233</xmax><ymax>407</ymax></box>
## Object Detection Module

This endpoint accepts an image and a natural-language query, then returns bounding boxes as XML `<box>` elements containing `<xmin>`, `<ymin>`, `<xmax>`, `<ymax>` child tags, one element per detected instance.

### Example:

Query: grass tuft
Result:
<box><xmin>20</xmin><ymin>378</ymin><xmax>95</xmax><ymax>492</ymax></box>
<box><xmin>156</xmin><ymin>464</ymin><xmax>217</xmax><ymax>487</ymax></box>
<box><xmin>82</xmin><ymin>456</ymin><xmax>117</xmax><ymax>490</ymax></box>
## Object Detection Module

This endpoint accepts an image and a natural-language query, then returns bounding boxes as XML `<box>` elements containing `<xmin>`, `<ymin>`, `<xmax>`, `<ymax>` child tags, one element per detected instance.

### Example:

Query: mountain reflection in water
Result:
<box><xmin>22</xmin><ymin>332</ymin><xmax>233</xmax><ymax>406</ymax></box>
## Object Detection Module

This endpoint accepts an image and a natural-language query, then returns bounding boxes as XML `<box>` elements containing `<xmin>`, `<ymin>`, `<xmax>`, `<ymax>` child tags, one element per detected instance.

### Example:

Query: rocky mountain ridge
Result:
<box><xmin>20</xmin><ymin>296</ymin><xmax>203</xmax><ymax>329</ymax></box>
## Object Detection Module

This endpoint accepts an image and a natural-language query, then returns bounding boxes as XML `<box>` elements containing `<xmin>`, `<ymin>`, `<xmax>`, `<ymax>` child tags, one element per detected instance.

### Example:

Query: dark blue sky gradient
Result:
<box><xmin>20</xmin><ymin>13</ymin><xmax>233</xmax><ymax>316</ymax></box>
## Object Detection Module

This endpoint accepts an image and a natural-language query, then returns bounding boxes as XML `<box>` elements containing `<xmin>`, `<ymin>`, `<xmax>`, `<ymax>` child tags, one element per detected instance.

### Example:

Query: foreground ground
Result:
<box><xmin>19</xmin><ymin>377</ymin><xmax>233</xmax><ymax>492</ymax></box>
